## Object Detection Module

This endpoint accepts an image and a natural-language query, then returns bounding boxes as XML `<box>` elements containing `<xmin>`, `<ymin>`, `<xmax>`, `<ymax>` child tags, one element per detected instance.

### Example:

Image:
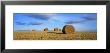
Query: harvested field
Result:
<box><xmin>13</xmin><ymin>31</ymin><xmax>97</xmax><ymax>40</ymax></box>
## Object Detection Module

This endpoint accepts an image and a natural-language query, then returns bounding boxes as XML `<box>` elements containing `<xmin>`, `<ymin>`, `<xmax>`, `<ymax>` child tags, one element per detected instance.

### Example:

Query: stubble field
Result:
<box><xmin>13</xmin><ymin>31</ymin><xmax>97</xmax><ymax>40</ymax></box>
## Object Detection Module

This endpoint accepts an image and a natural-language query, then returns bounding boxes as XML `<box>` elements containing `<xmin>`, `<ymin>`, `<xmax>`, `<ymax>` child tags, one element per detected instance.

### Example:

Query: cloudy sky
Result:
<box><xmin>14</xmin><ymin>13</ymin><xmax>97</xmax><ymax>32</ymax></box>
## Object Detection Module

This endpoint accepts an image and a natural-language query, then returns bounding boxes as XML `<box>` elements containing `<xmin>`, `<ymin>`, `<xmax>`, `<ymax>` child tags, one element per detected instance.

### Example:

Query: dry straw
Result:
<box><xmin>62</xmin><ymin>25</ymin><xmax>75</xmax><ymax>34</ymax></box>
<box><xmin>44</xmin><ymin>28</ymin><xmax>48</xmax><ymax>32</ymax></box>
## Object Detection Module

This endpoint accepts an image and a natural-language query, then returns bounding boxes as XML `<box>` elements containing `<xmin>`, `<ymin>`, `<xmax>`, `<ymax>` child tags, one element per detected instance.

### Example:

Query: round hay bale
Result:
<box><xmin>62</xmin><ymin>25</ymin><xmax>75</xmax><ymax>34</ymax></box>
<box><xmin>54</xmin><ymin>28</ymin><xmax>59</xmax><ymax>31</ymax></box>
<box><xmin>44</xmin><ymin>28</ymin><xmax>48</xmax><ymax>32</ymax></box>
<box><xmin>59</xmin><ymin>29</ymin><xmax>61</xmax><ymax>31</ymax></box>
<box><xmin>32</xmin><ymin>30</ymin><xmax>36</xmax><ymax>31</ymax></box>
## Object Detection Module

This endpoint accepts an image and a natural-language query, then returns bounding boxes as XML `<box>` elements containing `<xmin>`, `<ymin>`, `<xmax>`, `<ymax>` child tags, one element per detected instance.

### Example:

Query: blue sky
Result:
<box><xmin>14</xmin><ymin>13</ymin><xmax>97</xmax><ymax>32</ymax></box>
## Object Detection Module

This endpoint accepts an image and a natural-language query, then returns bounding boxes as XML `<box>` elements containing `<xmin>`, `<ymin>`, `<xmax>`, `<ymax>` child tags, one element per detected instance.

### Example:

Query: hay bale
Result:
<box><xmin>62</xmin><ymin>25</ymin><xmax>75</xmax><ymax>34</ymax></box>
<box><xmin>32</xmin><ymin>30</ymin><xmax>36</xmax><ymax>31</ymax></box>
<box><xmin>59</xmin><ymin>29</ymin><xmax>61</xmax><ymax>31</ymax></box>
<box><xmin>54</xmin><ymin>28</ymin><xmax>59</xmax><ymax>31</ymax></box>
<box><xmin>44</xmin><ymin>28</ymin><xmax>48</xmax><ymax>32</ymax></box>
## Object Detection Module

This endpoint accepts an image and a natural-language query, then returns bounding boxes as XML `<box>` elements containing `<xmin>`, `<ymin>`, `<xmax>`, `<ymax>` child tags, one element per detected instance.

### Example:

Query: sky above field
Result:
<box><xmin>14</xmin><ymin>13</ymin><xmax>97</xmax><ymax>32</ymax></box>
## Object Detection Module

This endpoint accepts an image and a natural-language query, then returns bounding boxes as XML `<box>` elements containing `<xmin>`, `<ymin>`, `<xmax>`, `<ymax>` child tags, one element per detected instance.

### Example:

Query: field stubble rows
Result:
<box><xmin>14</xmin><ymin>31</ymin><xmax>97</xmax><ymax>40</ymax></box>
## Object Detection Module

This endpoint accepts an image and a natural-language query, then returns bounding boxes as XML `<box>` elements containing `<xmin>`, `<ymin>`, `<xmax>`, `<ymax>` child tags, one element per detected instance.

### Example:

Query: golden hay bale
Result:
<box><xmin>44</xmin><ymin>28</ymin><xmax>48</xmax><ymax>32</ymax></box>
<box><xmin>32</xmin><ymin>30</ymin><xmax>36</xmax><ymax>31</ymax></box>
<box><xmin>54</xmin><ymin>28</ymin><xmax>59</xmax><ymax>31</ymax></box>
<box><xmin>62</xmin><ymin>25</ymin><xmax>75</xmax><ymax>34</ymax></box>
<box><xmin>59</xmin><ymin>29</ymin><xmax>61</xmax><ymax>31</ymax></box>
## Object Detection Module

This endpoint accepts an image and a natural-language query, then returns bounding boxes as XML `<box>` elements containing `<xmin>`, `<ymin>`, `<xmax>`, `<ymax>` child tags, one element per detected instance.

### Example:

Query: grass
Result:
<box><xmin>13</xmin><ymin>31</ymin><xmax>97</xmax><ymax>40</ymax></box>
